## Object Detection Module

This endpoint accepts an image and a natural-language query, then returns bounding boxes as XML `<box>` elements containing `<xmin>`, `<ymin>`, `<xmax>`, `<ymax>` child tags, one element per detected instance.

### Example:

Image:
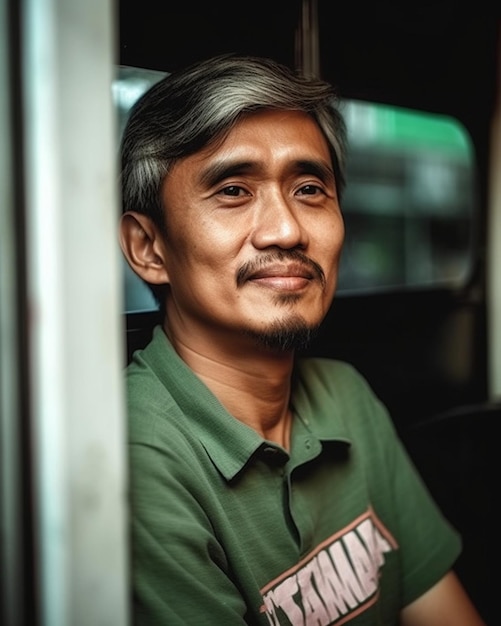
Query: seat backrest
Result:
<box><xmin>402</xmin><ymin>402</ymin><xmax>500</xmax><ymax>625</ymax></box>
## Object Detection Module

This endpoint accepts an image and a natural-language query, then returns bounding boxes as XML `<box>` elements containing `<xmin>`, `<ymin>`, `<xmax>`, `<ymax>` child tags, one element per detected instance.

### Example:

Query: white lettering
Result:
<box><xmin>261</xmin><ymin>512</ymin><xmax>397</xmax><ymax>625</ymax></box>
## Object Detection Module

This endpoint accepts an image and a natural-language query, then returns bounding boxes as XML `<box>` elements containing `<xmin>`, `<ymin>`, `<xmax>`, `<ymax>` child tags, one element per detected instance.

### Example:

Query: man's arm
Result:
<box><xmin>400</xmin><ymin>571</ymin><xmax>486</xmax><ymax>626</ymax></box>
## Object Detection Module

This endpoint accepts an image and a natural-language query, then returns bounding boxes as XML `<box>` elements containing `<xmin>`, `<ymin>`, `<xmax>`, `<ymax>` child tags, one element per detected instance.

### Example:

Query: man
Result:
<box><xmin>119</xmin><ymin>54</ymin><xmax>485</xmax><ymax>625</ymax></box>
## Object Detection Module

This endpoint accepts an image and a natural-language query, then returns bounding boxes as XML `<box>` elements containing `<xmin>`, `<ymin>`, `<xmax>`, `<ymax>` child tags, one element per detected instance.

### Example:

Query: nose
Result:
<box><xmin>251</xmin><ymin>189</ymin><xmax>308</xmax><ymax>250</ymax></box>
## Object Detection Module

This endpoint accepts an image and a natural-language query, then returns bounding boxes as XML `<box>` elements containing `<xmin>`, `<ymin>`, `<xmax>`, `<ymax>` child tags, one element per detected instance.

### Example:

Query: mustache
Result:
<box><xmin>236</xmin><ymin>250</ymin><xmax>326</xmax><ymax>288</ymax></box>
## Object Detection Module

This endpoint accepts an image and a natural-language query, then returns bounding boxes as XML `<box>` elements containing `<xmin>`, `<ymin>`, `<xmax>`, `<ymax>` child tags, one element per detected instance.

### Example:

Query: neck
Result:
<box><xmin>164</xmin><ymin>321</ymin><xmax>295</xmax><ymax>449</ymax></box>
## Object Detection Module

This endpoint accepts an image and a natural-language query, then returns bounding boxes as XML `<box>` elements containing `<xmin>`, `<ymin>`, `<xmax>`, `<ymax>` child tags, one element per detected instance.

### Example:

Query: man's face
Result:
<box><xmin>159</xmin><ymin>109</ymin><xmax>344</xmax><ymax>351</ymax></box>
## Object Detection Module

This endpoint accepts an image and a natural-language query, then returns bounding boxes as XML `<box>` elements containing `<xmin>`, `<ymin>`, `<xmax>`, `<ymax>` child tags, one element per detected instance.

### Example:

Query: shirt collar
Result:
<box><xmin>140</xmin><ymin>326</ymin><xmax>351</xmax><ymax>481</ymax></box>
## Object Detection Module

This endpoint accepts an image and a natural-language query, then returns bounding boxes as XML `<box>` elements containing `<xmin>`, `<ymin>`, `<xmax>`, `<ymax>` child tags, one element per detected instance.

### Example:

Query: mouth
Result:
<box><xmin>247</xmin><ymin>263</ymin><xmax>315</xmax><ymax>291</ymax></box>
<box><xmin>236</xmin><ymin>252</ymin><xmax>327</xmax><ymax>290</ymax></box>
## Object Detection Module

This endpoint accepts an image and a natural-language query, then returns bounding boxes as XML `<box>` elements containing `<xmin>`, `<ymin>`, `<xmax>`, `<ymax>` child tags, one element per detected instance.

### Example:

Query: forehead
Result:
<box><xmin>215</xmin><ymin>109</ymin><xmax>329</xmax><ymax>152</ymax></box>
<box><xmin>172</xmin><ymin>109</ymin><xmax>333</xmax><ymax>180</ymax></box>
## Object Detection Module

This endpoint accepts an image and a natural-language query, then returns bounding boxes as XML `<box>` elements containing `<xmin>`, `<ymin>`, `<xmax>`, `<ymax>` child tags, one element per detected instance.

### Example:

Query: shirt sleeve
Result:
<box><xmin>389</xmin><ymin>423</ymin><xmax>462</xmax><ymax>605</ymax></box>
<box><xmin>354</xmin><ymin>375</ymin><xmax>462</xmax><ymax>607</ymax></box>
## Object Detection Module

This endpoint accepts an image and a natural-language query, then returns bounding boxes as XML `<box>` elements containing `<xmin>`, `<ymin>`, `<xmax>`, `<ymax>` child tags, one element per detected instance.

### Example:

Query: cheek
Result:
<box><xmin>166</xmin><ymin>214</ymin><xmax>212</xmax><ymax>259</ymax></box>
<box><xmin>318</xmin><ymin>215</ymin><xmax>345</xmax><ymax>263</ymax></box>
<box><xmin>166</xmin><ymin>229</ymin><xmax>236</xmax><ymax>281</ymax></box>
<box><xmin>189</xmin><ymin>222</ymin><xmax>247</xmax><ymax>274</ymax></box>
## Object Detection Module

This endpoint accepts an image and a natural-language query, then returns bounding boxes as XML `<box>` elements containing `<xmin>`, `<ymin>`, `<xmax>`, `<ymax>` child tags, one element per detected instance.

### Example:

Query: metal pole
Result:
<box><xmin>22</xmin><ymin>0</ymin><xmax>129</xmax><ymax>623</ymax></box>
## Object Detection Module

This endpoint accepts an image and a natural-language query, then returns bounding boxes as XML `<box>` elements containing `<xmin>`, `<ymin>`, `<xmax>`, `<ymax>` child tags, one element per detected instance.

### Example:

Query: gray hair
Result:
<box><xmin>121</xmin><ymin>53</ymin><xmax>348</xmax><ymax>228</ymax></box>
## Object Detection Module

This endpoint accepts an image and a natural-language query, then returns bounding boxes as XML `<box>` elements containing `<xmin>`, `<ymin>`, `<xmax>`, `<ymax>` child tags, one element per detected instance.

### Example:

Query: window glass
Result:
<box><xmin>338</xmin><ymin>100</ymin><xmax>475</xmax><ymax>293</ymax></box>
<box><xmin>113</xmin><ymin>67</ymin><xmax>476</xmax><ymax>313</ymax></box>
<box><xmin>113</xmin><ymin>67</ymin><xmax>165</xmax><ymax>313</ymax></box>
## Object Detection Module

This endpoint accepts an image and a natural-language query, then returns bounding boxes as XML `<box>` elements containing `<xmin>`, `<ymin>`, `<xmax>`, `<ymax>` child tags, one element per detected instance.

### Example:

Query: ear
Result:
<box><xmin>119</xmin><ymin>212</ymin><xmax>170</xmax><ymax>285</ymax></box>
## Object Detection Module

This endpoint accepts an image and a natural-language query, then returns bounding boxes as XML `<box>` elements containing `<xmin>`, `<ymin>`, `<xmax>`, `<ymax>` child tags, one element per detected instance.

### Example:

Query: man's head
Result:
<box><xmin>120</xmin><ymin>54</ymin><xmax>347</xmax><ymax>352</ymax></box>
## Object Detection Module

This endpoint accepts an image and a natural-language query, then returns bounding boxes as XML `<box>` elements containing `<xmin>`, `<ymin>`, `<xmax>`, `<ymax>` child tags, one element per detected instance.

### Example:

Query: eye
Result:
<box><xmin>219</xmin><ymin>185</ymin><xmax>249</xmax><ymax>197</ymax></box>
<box><xmin>297</xmin><ymin>184</ymin><xmax>324</xmax><ymax>196</ymax></box>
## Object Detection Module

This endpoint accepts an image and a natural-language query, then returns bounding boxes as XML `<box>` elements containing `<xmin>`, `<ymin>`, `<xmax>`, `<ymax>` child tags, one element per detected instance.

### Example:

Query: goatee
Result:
<box><xmin>244</xmin><ymin>316</ymin><xmax>319</xmax><ymax>352</ymax></box>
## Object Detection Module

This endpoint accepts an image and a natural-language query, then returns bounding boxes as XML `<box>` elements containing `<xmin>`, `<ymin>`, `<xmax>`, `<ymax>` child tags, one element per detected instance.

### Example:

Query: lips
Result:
<box><xmin>249</xmin><ymin>263</ymin><xmax>314</xmax><ymax>281</ymax></box>
<box><xmin>236</xmin><ymin>251</ymin><xmax>326</xmax><ymax>288</ymax></box>
<box><xmin>245</xmin><ymin>262</ymin><xmax>318</xmax><ymax>291</ymax></box>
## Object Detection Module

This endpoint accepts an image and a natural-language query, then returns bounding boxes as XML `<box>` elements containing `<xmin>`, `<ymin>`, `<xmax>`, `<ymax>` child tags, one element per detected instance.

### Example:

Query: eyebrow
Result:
<box><xmin>197</xmin><ymin>160</ymin><xmax>257</xmax><ymax>189</ymax></box>
<box><xmin>197</xmin><ymin>158</ymin><xmax>336</xmax><ymax>189</ymax></box>
<box><xmin>294</xmin><ymin>159</ymin><xmax>336</xmax><ymax>185</ymax></box>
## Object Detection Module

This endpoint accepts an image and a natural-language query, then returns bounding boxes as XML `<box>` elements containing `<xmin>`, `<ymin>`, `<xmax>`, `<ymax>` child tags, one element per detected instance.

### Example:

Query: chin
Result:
<box><xmin>243</xmin><ymin>316</ymin><xmax>320</xmax><ymax>352</ymax></box>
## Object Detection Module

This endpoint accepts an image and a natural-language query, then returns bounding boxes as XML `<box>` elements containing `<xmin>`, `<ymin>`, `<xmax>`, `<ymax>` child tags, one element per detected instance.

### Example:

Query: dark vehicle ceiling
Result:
<box><xmin>119</xmin><ymin>1</ymin><xmax>500</xmax><ymax>128</ymax></box>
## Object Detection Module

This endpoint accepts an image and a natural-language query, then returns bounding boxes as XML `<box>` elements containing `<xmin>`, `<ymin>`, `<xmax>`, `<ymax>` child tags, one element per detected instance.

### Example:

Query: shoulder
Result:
<box><xmin>297</xmin><ymin>357</ymin><xmax>368</xmax><ymax>387</ymax></box>
<box><xmin>296</xmin><ymin>357</ymin><xmax>383</xmax><ymax>410</ymax></box>
<box><xmin>294</xmin><ymin>356</ymin><xmax>397</xmax><ymax>443</ymax></box>
<box><xmin>125</xmin><ymin>339</ymin><xmax>188</xmax><ymax>450</ymax></box>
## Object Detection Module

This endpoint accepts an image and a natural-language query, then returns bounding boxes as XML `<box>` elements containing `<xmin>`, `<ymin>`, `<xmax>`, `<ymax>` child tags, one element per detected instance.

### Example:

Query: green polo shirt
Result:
<box><xmin>127</xmin><ymin>325</ymin><xmax>461</xmax><ymax>625</ymax></box>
